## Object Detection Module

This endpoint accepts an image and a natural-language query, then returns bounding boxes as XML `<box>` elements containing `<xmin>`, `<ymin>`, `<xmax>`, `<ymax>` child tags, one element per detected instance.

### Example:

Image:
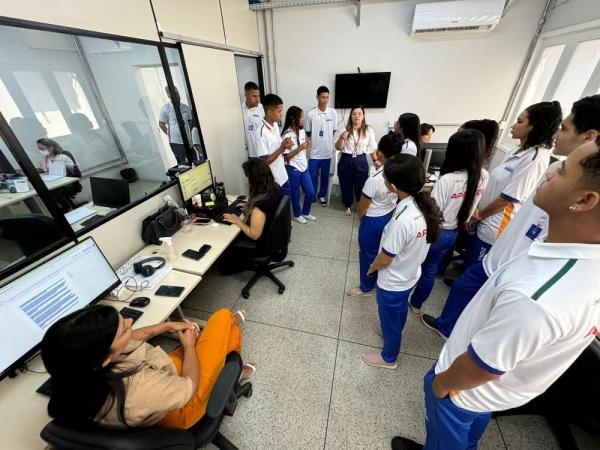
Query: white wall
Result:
<box><xmin>268</xmin><ymin>0</ymin><xmax>547</xmax><ymax>143</ymax></box>
<box><xmin>544</xmin><ymin>0</ymin><xmax>600</xmax><ymax>32</ymax></box>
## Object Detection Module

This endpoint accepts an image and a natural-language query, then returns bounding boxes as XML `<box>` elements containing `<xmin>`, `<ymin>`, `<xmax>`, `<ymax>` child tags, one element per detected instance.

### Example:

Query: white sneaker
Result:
<box><xmin>294</xmin><ymin>216</ymin><xmax>308</xmax><ymax>224</ymax></box>
<box><xmin>320</xmin><ymin>197</ymin><xmax>327</xmax><ymax>207</ymax></box>
<box><xmin>303</xmin><ymin>214</ymin><xmax>317</xmax><ymax>221</ymax></box>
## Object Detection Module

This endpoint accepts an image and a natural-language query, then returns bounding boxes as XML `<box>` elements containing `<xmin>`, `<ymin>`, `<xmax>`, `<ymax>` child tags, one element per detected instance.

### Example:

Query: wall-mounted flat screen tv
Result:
<box><xmin>334</xmin><ymin>72</ymin><xmax>391</xmax><ymax>108</ymax></box>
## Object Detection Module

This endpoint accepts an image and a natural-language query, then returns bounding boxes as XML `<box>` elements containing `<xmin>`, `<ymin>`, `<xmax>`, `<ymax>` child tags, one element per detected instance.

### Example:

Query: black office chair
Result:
<box><xmin>0</xmin><ymin>214</ymin><xmax>63</xmax><ymax>256</ymax></box>
<box><xmin>232</xmin><ymin>195</ymin><xmax>294</xmax><ymax>299</ymax></box>
<box><xmin>493</xmin><ymin>338</ymin><xmax>600</xmax><ymax>449</ymax></box>
<box><xmin>40</xmin><ymin>352</ymin><xmax>253</xmax><ymax>450</ymax></box>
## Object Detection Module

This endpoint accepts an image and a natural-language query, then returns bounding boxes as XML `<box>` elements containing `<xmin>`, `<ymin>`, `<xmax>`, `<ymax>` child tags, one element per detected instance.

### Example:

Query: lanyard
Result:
<box><xmin>352</xmin><ymin>131</ymin><xmax>360</xmax><ymax>157</ymax></box>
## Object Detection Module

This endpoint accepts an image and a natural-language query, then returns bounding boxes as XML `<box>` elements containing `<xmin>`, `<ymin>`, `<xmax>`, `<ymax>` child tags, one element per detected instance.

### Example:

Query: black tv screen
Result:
<box><xmin>335</xmin><ymin>72</ymin><xmax>391</xmax><ymax>108</ymax></box>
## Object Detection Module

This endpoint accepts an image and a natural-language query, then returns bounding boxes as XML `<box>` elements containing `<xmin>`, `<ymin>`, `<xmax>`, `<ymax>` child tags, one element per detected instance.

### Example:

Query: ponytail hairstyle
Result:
<box><xmin>282</xmin><ymin>106</ymin><xmax>303</xmax><ymax>139</ymax></box>
<box><xmin>377</xmin><ymin>131</ymin><xmax>404</xmax><ymax>160</ymax></box>
<box><xmin>41</xmin><ymin>305</ymin><xmax>139</xmax><ymax>427</ymax></box>
<box><xmin>461</xmin><ymin>119</ymin><xmax>499</xmax><ymax>161</ymax></box>
<box><xmin>346</xmin><ymin>105</ymin><xmax>368</xmax><ymax>137</ymax></box>
<box><xmin>441</xmin><ymin>129</ymin><xmax>485</xmax><ymax>231</ymax></box>
<box><xmin>383</xmin><ymin>154</ymin><xmax>442</xmax><ymax>243</ymax></box>
<box><xmin>523</xmin><ymin>101</ymin><xmax>563</xmax><ymax>150</ymax></box>
<box><xmin>242</xmin><ymin>158</ymin><xmax>277</xmax><ymax>220</ymax></box>
<box><xmin>36</xmin><ymin>138</ymin><xmax>64</xmax><ymax>157</ymax></box>
<box><xmin>398</xmin><ymin>113</ymin><xmax>422</xmax><ymax>159</ymax></box>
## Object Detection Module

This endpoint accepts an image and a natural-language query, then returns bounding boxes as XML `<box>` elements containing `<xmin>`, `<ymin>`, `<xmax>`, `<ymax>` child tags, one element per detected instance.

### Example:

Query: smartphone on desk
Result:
<box><xmin>182</xmin><ymin>249</ymin><xmax>204</xmax><ymax>260</ymax></box>
<box><xmin>155</xmin><ymin>285</ymin><xmax>185</xmax><ymax>297</ymax></box>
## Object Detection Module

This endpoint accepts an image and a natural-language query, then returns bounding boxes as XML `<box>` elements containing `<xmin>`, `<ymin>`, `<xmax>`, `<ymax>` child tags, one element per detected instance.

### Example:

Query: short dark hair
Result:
<box><xmin>571</xmin><ymin>95</ymin><xmax>600</xmax><ymax>134</ymax></box>
<box><xmin>317</xmin><ymin>86</ymin><xmax>330</xmax><ymax>96</ymax></box>
<box><xmin>579</xmin><ymin>137</ymin><xmax>600</xmax><ymax>189</ymax></box>
<box><xmin>420</xmin><ymin>123</ymin><xmax>435</xmax><ymax>136</ymax></box>
<box><xmin>262</xmin><ymin>93</ymin><xmax>283</xmax><ymax>111</ymax></box>
<box><xmin>244</xmin><ymin>81</ymin><xmax>260</xmax><ymax>91</ymax></box>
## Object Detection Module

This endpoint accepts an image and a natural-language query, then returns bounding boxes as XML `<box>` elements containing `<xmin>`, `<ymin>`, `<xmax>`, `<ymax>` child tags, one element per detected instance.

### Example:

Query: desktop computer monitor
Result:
<box><xmin>424</xmin><ymin>144</ymin><xmax>446</xmax><ymax>171</ymax></box>
<box><xmin>0</xmin><ymin>237</ymin><xmax>120</xmax><ymax>380</ymax></box>
<box><xmin>178</xmin><ymin>160</ymin><xmax>213</xmax><ymax>202</ymax></box>
<box><xmin>90</xmin><ymin>177</ymin><xmax>131</xmax><ymax>208</ymax></box>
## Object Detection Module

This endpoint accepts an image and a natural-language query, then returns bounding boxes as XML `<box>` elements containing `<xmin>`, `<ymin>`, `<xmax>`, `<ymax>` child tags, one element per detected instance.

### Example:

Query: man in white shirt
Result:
<box><xmin>392</xmin><ymin>139</ymin><xmax>600</xmax><ymax>450</ymax></box>
<box><xmin>306</xmin><ymin>86</ymin><xmax>337</xmax><ymax>206</ymax></box>
<box><xmin>241</xmin><ymin>81</ymin><xmax>265</xmax><ymax>158</ymax></box>
<box><xmin>421</xmin><ymin>95</ymin><xmax>600</xmax><ymax>340</ymax></box>
<box><xmin>159</xmin><ymin>86</ymin><xmax>193</xmax><ymax>164</ymax></box>
<box><xmin>249</xmin><ymin>94</ymin><xmax>293</xmax><ymax>196</ymax></box>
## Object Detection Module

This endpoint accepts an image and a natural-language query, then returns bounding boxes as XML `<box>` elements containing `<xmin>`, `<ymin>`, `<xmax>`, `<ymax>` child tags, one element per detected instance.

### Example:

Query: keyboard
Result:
<box><xmin>36</xmin><ymin>377</ymin><xmax>53</xmax><ymax>397</ymax></box>
<box><xmin>214</xmin><ymin>198</ymin><xmax>244</xmax><ymax>224</ymax></box>
<box><xmin>81</xmin><ymin>214</ymin><xmax>105</xmax><ymax>227</ymax></box>
<box><xmin>119</xmin><ymin>307</ymin><xmax>143</xmax><ymax>323</ymax></box>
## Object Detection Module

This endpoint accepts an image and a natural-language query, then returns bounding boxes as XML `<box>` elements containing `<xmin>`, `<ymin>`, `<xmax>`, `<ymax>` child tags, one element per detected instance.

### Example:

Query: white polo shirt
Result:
<box><xmin>253</xmin><ymin>120</ymin><xmax>289</xmax><ymax>187</ymax></box>
<box><xmin>340</xmin><ymin>127</ymin><xmax>377</xmax><ymax>156</ymax></box>
<box><xmin>477</xmin><ymin>146</ymin><xmax>551</xmax><ymax>244</ymax></box>
<box><xmin>436</xmin><ymin>241</ymin><xmax>600</xmax><ymax>413</ymax></box>
<box><xmin>377</xmin><ymin>196</ymin><xmax>430</xmax><ymax>291</ymax></box>
<box><xmin>241</xmin><ymin>102</ymin><xmax>265</xmax><ymax>158</ymax></box>
<box><xmin>159</xmin><ymin>102</ymin><xmax>192</xmax><ymax>145</ymax></box>
<box><xmin>361</xmin><ymin>169</ymin><xmax>397</xmax><ymax>217</ymax></box>
<box><xmin>282</xmin><ymin>128</ymin><xmax>308</xmax><ymax>172</ymax></box>
<box><xmin>401</xmin><ymin>139</ymin><xmax>418</xmax><ymax>156</ymax></box>
<box><xmin>482</xmin><ymin>160</ymin><xmax>561</xmax><ymax>276</ymax></box>
<box><xmin>432</xmin><ymin>169</ymin><xmax>489</xmax><ymax>230</ymax></box>
<box><xmin>305</xmin><ymin>107</ymin><xmax>337</xmax><ymax>160</ymax></box>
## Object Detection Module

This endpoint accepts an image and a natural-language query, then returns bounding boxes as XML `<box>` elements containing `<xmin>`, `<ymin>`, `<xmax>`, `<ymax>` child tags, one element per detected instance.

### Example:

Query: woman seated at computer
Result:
<box><xmin>217</xmin><ymin>159</ymin><xmax>282</xmax><ymax>275</ymax></box>
<box><xmin>36</xmin><ymin>138</ymin><xmax>81</xmax><ymax>178</ymax></box>
<box><xmin>41</xmin><ymin>306</ymin><xmax>254</xmax><ymax>429</ymax></box>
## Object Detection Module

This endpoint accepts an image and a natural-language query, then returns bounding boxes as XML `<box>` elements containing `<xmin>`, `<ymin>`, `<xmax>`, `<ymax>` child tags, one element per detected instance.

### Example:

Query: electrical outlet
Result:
<box><xmin>388</xmin><ymin>120</ymin><xmax>395</xmax><ymax>129</ymax></box>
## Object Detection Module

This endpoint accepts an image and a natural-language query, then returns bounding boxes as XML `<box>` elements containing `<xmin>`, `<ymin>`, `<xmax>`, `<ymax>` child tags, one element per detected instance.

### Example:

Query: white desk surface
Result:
<box><xmin>0</xmin><ymin>269</ymin><xmax>201</xmax><ymax>450</ymax></box>
<box><xmin>0</xmin><ymin>177</ymin><xmax>79</xmax><ymax>209</ymax></box>
<box><xmin>69</xmin><ymin>202</ymin><xmax>115</xmax><ymax>233</ymax></box>
<box><xmin>135</xmin><ymin>222</ymin><xmax>240</xmax><ymax>276</ymax></box>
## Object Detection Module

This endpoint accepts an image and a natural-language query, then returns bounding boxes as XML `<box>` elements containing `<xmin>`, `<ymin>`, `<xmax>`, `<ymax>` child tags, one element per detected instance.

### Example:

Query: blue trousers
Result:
<box><xmin>411</xmin><ymin>229</ymin><xmax>458</xmax><ymax>309</ymax></box>
<box><xmin>376</xmin><ymin>286</ymin><xmax>411</xmax><ymax>363</ymax></box>
<box><xmin>423</xmin><ymin>365</ymin><xmax>492</xmax><ymax>450</ymax></box>
<box><xmin>358</xmin><ymin>213</ymin><xmax>392</xmax><ymax>292</ymax></box>
<box><xmin>286</xmin><ymin>166</ymin><xmax>315</xmax><ymax>217</ymax></box>
<box><xmin>463</xmin><ymin>229</ymin><xmax>492</xmax><ymax>270</ymax></box>
<box><xmin>308</xmin><ymin>158</ymin><xmax>331</xmax><ymax>199</ymax></box>
<box><xmin>280</xmin><ymin>180</ymin><xmax>291</xmax><ymax>198</ymax></box>
<box><xmin>169</xmin><ymin>143</ymin><xmax>187</xmax><ymax>163</ymax></box>
<box><xmin>434</xmin><ymin>261</ymin><xmax>488</xmax><ymax>337</ymax></box>
<box><xmin>338</xmin><ymin>153</ymin><xmax>369</xmax><ymax>208</ymax></box>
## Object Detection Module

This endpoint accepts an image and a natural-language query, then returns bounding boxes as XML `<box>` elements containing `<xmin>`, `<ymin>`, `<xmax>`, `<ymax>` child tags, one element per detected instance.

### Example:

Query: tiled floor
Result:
<box><xmin>178</xmin><ymin>195</ymin><xmax>600</xmax><ymax>450</ymax></box>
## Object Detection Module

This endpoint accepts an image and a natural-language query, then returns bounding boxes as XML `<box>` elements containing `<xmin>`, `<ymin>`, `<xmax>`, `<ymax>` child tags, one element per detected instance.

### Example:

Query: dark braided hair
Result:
<box><xmin>384</xmin><ymin>154</ymin><xmax>442</xmax><ymax>243</ymax></box>
<box><xmin>523</xmin><ymin>101</ymin><xmax>562</xmax><ymax>150</ymax></box>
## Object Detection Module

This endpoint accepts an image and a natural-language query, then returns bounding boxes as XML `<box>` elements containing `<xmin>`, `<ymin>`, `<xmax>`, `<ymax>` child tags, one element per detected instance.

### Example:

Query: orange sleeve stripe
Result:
<box><xmin>496</xmin><ymin>203</ymin><xmax>514</xmax><ymax>239</ymax></box>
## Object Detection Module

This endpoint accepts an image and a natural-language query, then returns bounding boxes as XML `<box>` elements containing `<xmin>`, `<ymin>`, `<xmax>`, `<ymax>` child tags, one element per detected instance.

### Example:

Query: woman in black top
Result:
<box><xmin>218</xmin><ymin>159</ymin><xmax>282</xmax><ymax>273</ymax></box>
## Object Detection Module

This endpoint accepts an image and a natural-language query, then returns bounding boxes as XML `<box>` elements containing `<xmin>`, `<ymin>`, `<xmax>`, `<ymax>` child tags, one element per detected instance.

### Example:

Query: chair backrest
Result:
<box><xmin>265</xmin><ymin>195</ymin><xmax>291</xmax><ymax>262</ymax></box>
<box><xmin>0</xmin><ymin>214</ymin><xmax>63</xmax><ymax>256</ymax></box>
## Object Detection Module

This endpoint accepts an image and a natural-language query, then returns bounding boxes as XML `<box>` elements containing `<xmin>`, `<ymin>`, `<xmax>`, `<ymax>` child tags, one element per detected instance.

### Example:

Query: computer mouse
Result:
<box><xmin>237</xmin><ymin>195</ymin><xmax>247</xmax><ymax>200</ymax></box>
<box><xmin>130</xmin><ymin>297</ymin><xmax>151</xmax><ymax>308</ymax></box>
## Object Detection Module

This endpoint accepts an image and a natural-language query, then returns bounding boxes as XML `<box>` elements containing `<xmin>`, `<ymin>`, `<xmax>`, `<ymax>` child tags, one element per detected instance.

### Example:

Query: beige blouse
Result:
<box><xmin>97</xmin><ymin>339</ymin><xmax>194</xmax><ymax>428</ymax></box>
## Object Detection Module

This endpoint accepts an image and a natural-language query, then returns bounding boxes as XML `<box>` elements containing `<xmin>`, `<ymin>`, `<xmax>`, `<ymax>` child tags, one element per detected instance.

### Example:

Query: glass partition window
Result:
<box><xmin>0</xmin><ymin>25</ymin><xmax>195</xmax><ymax>233</ymax></box>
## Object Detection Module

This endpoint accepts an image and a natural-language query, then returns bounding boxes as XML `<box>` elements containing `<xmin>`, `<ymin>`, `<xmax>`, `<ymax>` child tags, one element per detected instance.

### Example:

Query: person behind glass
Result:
<box><xmin>348</xmin><ymin>132</ymin><xmax>404</xmax><ymax>298</ymax></box>
<box><xmin>241</xmin><ymin>81</ymin><xmax>265</xmax><ymax>158</ymax></box>
<box><xmin>249</xmin><ymin>94</ymin><xmax>293</xmax><ymax>196</ymax></box>
<box><xmin>306</xmin><ymin>86</ymin><xmax>338</xmax><ymax>206</ymax></box>
<box><xmin>218</xmin><ymin>159</ymin><xmax>283</xmax><ymax>274</ymax></box>
<box><xmin>463</xmin><ymin>101</ymin><xmax>562</xmax><ymax>270</ymax></box>
<box><xmin>281</xmin><ymin>106</ymin><xmax>317</xmax><ymax>224</ymax></box>
<box><xmin>396</xmin><ymin>112</ymin><xmax>421</xmax><ymax>158</ymax></box>
<box><xmin>159</xmin><ymin>86</ymin><xmax>193</xmax><ymax>164</ymax></box>
<box><xmin>420</xmin><ymin>123</ymin><xmax>435</xmax><ymax>145</ymax></box>
<box><xmin>36</xmin><ymin>138</ymin><xmax>79</xmax><ymax>177</ymax></box>
<box><xmin>362</xmin><ymin>154</ymin><xmax>442</xmax><ymax>369</ymax></box>
<box><xmin>408</xmin><ymin>130</ymin><xmax>489</xmax><ymax>314</ymax></box>
<box><xmin>41</xmin><ymin>305</ymin><xmax>254</xmax><ymax>430</ymax></box>
<box><xmin>335</xmin><ymin>105</ymin><xmax>378</xmax><ymax>216</ymax></box>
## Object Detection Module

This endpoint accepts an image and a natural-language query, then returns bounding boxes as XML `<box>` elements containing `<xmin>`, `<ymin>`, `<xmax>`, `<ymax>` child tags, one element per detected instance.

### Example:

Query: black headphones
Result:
<box><xmin>133</xmin><ymin>257</ymin><xmax>166</xmax><ymax>277</ymax></box>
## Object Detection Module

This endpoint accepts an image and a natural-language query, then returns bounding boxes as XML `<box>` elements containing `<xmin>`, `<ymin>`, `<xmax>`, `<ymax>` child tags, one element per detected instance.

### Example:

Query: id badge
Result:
<box><xmin>319</xmin><ymin>130</ymin><xmax>324</xmax><ymax>137</ymax></box>
<box><xmin>248</xmin><ymin>124</ymin><xmax>254</xmax><ymax>131</ymax></box>
<box><xmin>525</xmin><ymin>224</ymin><xmax>542</xmax><ymax>240</ymax></box>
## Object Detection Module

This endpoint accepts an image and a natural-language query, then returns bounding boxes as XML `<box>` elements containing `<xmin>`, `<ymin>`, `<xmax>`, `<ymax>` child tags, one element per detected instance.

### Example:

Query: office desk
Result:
<box><xmin>0</xmin><ymin>177</ymin><xmax>79</xmax><ymax>210</ymax></box>
<box><xmin>0</xmin><ymin>269</ymin><xmax>201</xmax><ymax>450</ymax></box>
<box><xmin>67</xmin><ymin>202</ymin><xmax>115</xmax><ymax>232</ymax></box>
<box><xmin>135</xmin><ymin>222</ymin><xmax>240</xmax><ymax>276</ymax></box>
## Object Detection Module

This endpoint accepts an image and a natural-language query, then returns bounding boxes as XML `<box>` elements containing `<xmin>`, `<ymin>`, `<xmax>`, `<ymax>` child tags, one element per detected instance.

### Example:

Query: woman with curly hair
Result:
<box><xmin>463</xmin><ymin>101</ymin><xmax>562</xmax><ymax>269</ymax></box>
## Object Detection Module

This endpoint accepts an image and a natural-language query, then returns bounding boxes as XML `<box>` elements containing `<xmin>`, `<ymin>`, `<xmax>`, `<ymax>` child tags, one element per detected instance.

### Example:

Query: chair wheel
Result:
<box><xmin>278</xmin><ymin>287</ymin><xmax>285</xmax><ymax>294</ymax></box>
<box><xmin>242</xmin><ymin>292</ymin><xmax>250</xmax><ymax>299</ymax></box>
<box><xmin>290</xmin><ymin>262</ymin><xmax>295</xmax><ymax>267</ymax></box>
<box><xmin>244</xmin><ymin>385</ymin><xmax>253</xmax><ymax>398</ymax></box>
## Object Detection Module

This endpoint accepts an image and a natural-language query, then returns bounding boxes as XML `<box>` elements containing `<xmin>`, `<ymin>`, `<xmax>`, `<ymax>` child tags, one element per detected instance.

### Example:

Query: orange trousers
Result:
<box><xmin>156</xmin><ymin>308</ymin><xmax>242</xmax><ymax>429</ymax></box>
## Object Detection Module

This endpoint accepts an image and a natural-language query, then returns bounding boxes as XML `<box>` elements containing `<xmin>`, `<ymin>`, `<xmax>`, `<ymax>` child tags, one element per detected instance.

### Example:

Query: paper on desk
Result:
<box><xmin>48</xmin><ymin>160</ymin><xmax>66</xmax><ymax>177</ymax></box>
<box><xmin>109</xmin><ymin>255</ymin><xmax>172</xmax><ymax>298</ymax></box>
<box><xmin>64</xmin><ymin>206</ymin><xmax>97</xmax><ymax>224</ymax></box>
<box><xmin>41</xmin><ymin>174</ymin><xmax>63</xmax><ymax>182</ymax></box>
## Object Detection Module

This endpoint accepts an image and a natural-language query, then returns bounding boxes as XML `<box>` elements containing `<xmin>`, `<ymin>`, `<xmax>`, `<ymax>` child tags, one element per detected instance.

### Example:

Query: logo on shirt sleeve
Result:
<box><xmin>585</xmin><ymin>326</ymin><xmax>599</xmax><ymax>338</ymax></box>
<box><xmin>416</xmin><ymin>229</ymin><xmax>427</xmax><ymax>238</ymax></box>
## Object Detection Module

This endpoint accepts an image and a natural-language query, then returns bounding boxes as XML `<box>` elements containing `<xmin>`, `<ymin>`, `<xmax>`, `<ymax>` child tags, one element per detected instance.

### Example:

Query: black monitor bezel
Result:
<box><xmin>0</xmin><ymin>236</ymin><xmax>120</xmax><ymax>382</ymax></box>
<box><xmin>177</xmin><ymin>159</ymin><xmax>214</xmax><ymax>202</ymax></box>
<box><xmin>90</xmin><ymin>177</ymin><xmax>131</xmax><ymax>208</ymax></box>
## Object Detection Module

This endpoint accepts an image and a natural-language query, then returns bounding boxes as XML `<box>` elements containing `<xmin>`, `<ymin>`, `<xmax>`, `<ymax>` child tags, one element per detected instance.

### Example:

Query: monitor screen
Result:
<box><xmin>90</xmin><ymin>177</ymin><xmax>131</xmax><ymax>208</ymax></box>
<box><xmin>429</xmin><ymin>148</ymin><xmax>446</xmax><ymax>169</ymax></box>
<box><xmin>178</xmin><ymin>161</ymin><xmax>213</xmax><ymax>201</ymax></box>
<box><xmin>334</xmin><ymin>72</ymin><xmax>391</xmax><ymax>108</ymax></box>
<box><xmin>0</xmin><ymin>238</ymin><xmax>120</xmax><ymax>380</ymax></box>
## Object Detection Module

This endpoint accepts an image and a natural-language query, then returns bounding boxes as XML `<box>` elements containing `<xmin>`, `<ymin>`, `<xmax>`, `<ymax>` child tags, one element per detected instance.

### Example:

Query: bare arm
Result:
<box><xmin>284</xmin><ymin>140</ymin><xmax>308</xmax><ymax>162</ymax></box>
<box><xmin>264</xmin><ymin>137</ymin><xmax>292</xmax><ymax>165</ymax></box>
<box><xmin>478</xmin><ymin>197</ymin><xmax>511</xmax><ymax>221</ymax></box>
<box><xmin>335</xmin><ymin>131</ymin><xmax>349</xmax><ymax>150</ymax></box>
<box><xmin>356</xmin><ymin>195</ymin><xmax>372</xmax><ymax>219</ymax></box>
<box><xmin>432</xmin><ymin>352</ymin><xmax>499</xmax><ymax>398</ymax></box>
<box><xmin>224</xmin><ymin>207</ymin><xmax>266</xmax><ymax>240</ymax></box>
<box><xmin>131</xmin><ymin>321</ymin><xmax>196</xmax><ymax>342</ymax></box>
<box><xmin>178</xmin><ymin>329</ymin><xmax>199</xmax><ymax>394</ymax></box>
<box><xmin>368</xmin><ymin>251</ymin><xmax>394</xmax><ymax>275</ymax></box>
<box><xmin>159</xmin><ymin>122</ymin><xmax>169</xmax><ymax>136</ymax></box>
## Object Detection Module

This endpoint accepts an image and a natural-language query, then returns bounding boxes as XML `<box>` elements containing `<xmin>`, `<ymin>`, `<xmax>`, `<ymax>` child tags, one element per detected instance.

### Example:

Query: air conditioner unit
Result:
<box><xmin>411</xmin><ymin>0</ymin><xmax>506</xmax><ymax>35</ymax></box>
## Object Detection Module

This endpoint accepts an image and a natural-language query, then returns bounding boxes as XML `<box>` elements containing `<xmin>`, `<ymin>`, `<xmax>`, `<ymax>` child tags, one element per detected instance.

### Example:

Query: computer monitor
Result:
<box><xmin>90</xmin><ymin>177</ymin><xmax>131</xmax><ymax>208</ymax></box>
<box><xmin>178</xmin><ymin>160</ymin><xmax>213</xmax><ymax>202</ymax></box>
<box><xmin>0</xmin><ymin>237</ymin><xmax>120</xmax><ymax>381</ymax></box>
<box><xmin>423</xmin><ymin>144</ymin><xmax>447</xmax><ymax>171</ymax></box>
